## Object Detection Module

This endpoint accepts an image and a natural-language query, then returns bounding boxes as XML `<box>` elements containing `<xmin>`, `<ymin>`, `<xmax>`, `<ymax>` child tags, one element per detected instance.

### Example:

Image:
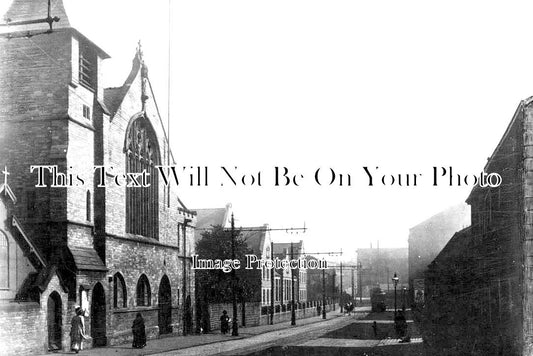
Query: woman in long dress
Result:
<box><xmin>70</xmin><ymin>307</ymin><xmax>87</xmax><ymax>353</ymax></box>
<box><xmin>132</xmin><ymin>313</ymin><xmax>146</xmax><ymax>348</ymax></box>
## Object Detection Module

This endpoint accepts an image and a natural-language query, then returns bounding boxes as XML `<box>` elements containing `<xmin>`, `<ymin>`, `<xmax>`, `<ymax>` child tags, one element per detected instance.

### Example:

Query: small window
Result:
<box><xmin>113</xmin><ymin>273</ymin><xmax>127</xmax><ymax>308</ymax></box>
<box><xmin>136</xmin><ymin>274</ymin><xmax>151</xmax><ymax>306</ymax></box>
<box><xmin>83</xmin><ymin>105</ymin><xmax>91</xmax><ymax>120</ymax></box>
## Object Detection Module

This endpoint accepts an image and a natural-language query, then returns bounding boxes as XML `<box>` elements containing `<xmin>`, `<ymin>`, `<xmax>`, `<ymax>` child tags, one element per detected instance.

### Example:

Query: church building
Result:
<box><xmin>0</xmin><ymin>0</ymin><xmax>196</xmax><ymax>354</ymax></box>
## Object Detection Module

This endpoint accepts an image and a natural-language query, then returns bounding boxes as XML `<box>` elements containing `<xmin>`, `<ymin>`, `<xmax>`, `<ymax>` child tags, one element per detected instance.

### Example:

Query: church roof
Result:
<box><xmin>103</xmin><ymin>53</ymin><xmax>143</xmax><ymax>116</ymax></box>
<box><xmin>3</xmin><ymin>0</ymin><xmax>71</xmax><ymax>31</ymax></box>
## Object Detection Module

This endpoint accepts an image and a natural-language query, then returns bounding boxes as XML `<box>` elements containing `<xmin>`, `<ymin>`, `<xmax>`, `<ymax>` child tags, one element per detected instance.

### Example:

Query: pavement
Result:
<box><xmin>44</xmin><ymin>309</ymin><xmax>352</xmax><ymax>356</ymax></box>
<box><xmin>43</xmin><ymin>306</ymin><xmax>425</xmax><ymax>356</ymax></box>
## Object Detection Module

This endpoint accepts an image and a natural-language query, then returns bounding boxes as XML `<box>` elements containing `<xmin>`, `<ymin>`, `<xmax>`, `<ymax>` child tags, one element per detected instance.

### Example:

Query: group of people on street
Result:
<box><xmin>69</xmin><ymin>307</ymin><xmax>147</xmax><ymax>352</ymax></box>
<box><xmin>344</xmin><ymin>301</ymin><xmax>355</xmax><ymax>315</ymax></box>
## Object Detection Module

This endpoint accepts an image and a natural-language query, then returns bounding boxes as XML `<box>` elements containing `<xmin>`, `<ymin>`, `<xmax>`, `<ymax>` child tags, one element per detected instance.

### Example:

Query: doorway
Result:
<box><xmin>158</xmin><ymin>275</ymin><xmax>172</xmax><ymax>335</ymax></box>
<box><xmin>91</xmin><ymin>283</ymin><xmax>107</xmax><ymax>346</ymax></box>
<box><xmin>47</xmin><ymin>292</ymin><xmax>62</xmax><ymax>351</ymax></box>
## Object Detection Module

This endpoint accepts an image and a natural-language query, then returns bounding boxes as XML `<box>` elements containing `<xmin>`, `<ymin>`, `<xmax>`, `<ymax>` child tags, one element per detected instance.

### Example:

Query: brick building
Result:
<box><xmin>0</xmin><ymin>0</ymin><xmax>196</xmax><ymax>354</ymax></box>
<box><xmin>425</xmin><ymin>97</ymin><xmax>533</xmax><ymax>355</ymax></box>
<box><xmin>408</xmin><ymin>203</ymin><xmax>470</xmax><ymax>303</ymax></box>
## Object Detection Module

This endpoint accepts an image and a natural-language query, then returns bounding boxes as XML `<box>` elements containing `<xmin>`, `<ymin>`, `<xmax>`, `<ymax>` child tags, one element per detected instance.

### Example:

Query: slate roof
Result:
<box><xmin>241</xmin><ymin>226</ymin><xmax>268</xmax><ymax>256</ymax></box>
<box><xmin>193</xmin><ymin>205</ymin><xmax>231</xmax><ymax>242</ymax></box>
<box><xmin>69</xmin><ymin>246</ymin><xmax>107</xmax><ymax>271</ymax></box>
<box><xmin>103</xmin><ymin>55</ymin><xmax>142</xmax><ymax>117</ymax></box>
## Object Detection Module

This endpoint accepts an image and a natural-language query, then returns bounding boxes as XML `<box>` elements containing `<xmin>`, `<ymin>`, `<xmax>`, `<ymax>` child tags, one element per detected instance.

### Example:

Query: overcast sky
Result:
<box><xmin>3</xmin><ymin>0</ymin><xmax>532</xmax><ymax>258</ymax></box>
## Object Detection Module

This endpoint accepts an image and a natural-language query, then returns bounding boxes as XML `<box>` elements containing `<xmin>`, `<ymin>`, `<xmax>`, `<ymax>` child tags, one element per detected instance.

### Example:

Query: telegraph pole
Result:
<box><xmin>290</xmin><ymin>242</ymin><xmax>296</xmax><ymax>325</ymax></box>
<box><xmin>270</xmin><ymin>241</ymin><xmax>274</xmax><ymax>325</ymax></box>
<box><xmin>351</xmin><ymin>267</ymin><xmax>355</xmax><ymax>301</ymax></box>
<box><xmin>358</xmin><ymin>262</ymin><xmax>362</xmax><ymax>303</ymax></box>
<box><xmin>231</xmin><ymin>214</ymin><xmax>238</xmax><ymax>336</ymax></box>
<box><xmin>340</xmin><ymin>261</ymin><xmax>343</xmax><ymax>313</ymax></box>
<box><xmin>322</xmin><ymin>268</ymin><xmax>326</xmax><ymax>319</ymax></box>
<box><xmin>182</xmin><ymin>218</ymin><xmax>190</xmax><ymax>335</ymax></box>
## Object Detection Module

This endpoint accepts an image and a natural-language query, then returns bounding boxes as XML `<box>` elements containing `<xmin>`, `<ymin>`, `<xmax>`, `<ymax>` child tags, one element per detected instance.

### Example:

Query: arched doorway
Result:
<box><xmin>158</xmin><ymin>275</ymin><xmax>172</xmax><ymax>335</ymax></box>
<box><xmin>91</xmin><ymin>283</ymin><xmax>107</xmax><ymax>346</ymax></box>
<box><xmin>47</xmin><ymin>292</ymin><xmax>62</xmax><ymax>351</ymax></box>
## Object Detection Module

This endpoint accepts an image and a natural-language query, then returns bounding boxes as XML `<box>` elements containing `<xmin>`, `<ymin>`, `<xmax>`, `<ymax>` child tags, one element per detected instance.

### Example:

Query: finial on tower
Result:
<box><xmin>136</xmin><ymin>40</ymin><xmax>144</xmax><ymax>62</ymax></box>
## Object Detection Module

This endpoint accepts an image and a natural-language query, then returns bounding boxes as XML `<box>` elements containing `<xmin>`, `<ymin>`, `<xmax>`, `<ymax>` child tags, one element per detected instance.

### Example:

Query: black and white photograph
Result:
<box><xmin>0</xmin><ymin>0</ymin><xmax>532</xmax><ymax>355</ymax></box>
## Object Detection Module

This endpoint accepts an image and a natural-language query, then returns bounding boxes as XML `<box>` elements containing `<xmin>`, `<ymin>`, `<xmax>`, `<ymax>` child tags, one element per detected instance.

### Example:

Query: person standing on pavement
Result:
<box><xmin>220</xmin><ymin>310</ymin><xmax>230</xmax><ymax>334</ymax></box>
<box><xmin>132</xmin><ymin>313</ymin><xmax>146</xmax><ymax>348</ymax></box>
<box><xmin>70</xmin><ymin>307</ymin><xmax>87</xmax><ymax>353</ymax></box>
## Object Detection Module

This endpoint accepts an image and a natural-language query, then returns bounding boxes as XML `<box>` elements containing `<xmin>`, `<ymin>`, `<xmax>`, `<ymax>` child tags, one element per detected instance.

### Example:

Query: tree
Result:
<box><xmin>195</xmin><ymin>224</ymin><xmax>261</xmax><ymax>304</ymax></box>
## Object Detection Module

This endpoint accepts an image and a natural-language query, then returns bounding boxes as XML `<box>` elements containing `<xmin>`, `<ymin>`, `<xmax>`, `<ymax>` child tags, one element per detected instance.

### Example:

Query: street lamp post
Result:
<box><xmin>231</xmin><ymin>214</ymin><xmax>239</xmax><ymax>336</ymax></box>
<box><xmin>392</xmin><ymin>273</ymin><xmax>399</xmax><ymax>316</ymax></box>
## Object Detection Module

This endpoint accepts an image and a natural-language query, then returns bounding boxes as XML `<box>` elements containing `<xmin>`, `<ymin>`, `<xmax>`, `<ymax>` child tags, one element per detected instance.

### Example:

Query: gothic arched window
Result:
<box><xmin>136</xmin><ymin>274</ymin><xmax>151</xmax><ymax>306</ymax></box>
<box><xmin>125</xmin><ymin>115</ymin><xmax>160</xmax><ymax>239</ymax></box>
<box><xmin>113</xmin><ymin>272</ymin><xmax>127</xmax><ymax>308</ymax></box>
<box><xmin>0</xmin><ymin>232</ymin><xmax>8</xmax><ymax>289</ymax></box>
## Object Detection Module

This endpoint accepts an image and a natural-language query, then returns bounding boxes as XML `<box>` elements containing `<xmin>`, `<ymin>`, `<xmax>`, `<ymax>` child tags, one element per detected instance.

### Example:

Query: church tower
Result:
<box><xmin>0</xmin><ymin>0</ymin><xmax>108</xmax><ymax>302</ymax></box>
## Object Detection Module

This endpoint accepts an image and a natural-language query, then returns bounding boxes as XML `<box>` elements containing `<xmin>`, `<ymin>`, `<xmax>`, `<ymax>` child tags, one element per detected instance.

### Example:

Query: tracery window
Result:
<box><xmin>125</xmin><ymin>115</ymin><xmax>160</xmax><ymax>239</ymax></box>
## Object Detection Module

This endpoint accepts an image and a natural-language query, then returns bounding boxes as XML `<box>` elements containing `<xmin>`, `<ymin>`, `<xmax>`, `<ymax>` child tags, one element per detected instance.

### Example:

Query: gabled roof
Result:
<box><xmin>430</xmin><ymin>226</ymin><xmax>472</xmax><ymax>267</ymax></box>
<box><xmin>193</xmin><ymin>204</ymin><xmax>231</xmax><ymax>242</ymax></box>
<box><xmin>15</xmin><ymin>265</ymin><xmax>68</xmax><ymax>302</ymax></box>
<box><xmin>103</xmin><ymin>53</ymin><xmax>143</xmax><ymax>116</ymax></box>
<box><xmin>0</xmin><ymin>183</ymin><xmax>17</xmax><ymax>204</ymax></box>
<box><xmin>241</xmin><ymin>225</ymin><xmax>268</xmax><ymax>256</ymax></box>
<box><xmin>466</xmin><ymin>97</ymin><xmax>533</xmax><ymax>203</ymax></box>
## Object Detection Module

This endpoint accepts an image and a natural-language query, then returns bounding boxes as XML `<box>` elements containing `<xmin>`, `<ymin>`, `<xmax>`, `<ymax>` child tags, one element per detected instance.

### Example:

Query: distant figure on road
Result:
<box><xmin>394</xmin><ymin>310</ymin><xmax>408</xmax><ymax>340</ymax></box>
<box><xmin>220</xmin><ymin>310</ymin><xmax>229</xmax><ymax>334</ymax></box>
<box><xmin>132</xmin><ymin>312</ymin><xmax>146</xmax><ymax>349</ymax></box>
<box><xmin>372</xmin><ymin>321</ymin><xmax>378</xmax><ymax>337</ymax></box>
<box><xmin>317</xmin><ymin>305</ymin><xmax>322</xmax><ymax>316</ymax></box>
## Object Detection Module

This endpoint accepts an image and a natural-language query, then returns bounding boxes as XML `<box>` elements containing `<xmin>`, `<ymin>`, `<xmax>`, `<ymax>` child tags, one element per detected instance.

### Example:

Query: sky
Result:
<box><xmin>2</xmin><ymin>0</ymin><xmax>533</xmax><ymax>259</ymax></box>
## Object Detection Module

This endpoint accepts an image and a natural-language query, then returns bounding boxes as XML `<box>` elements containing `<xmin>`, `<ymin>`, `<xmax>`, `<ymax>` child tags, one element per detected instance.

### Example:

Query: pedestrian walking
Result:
<box><xmin>132</xmin><ymin>313</ymin><xmax>146</xmax><ymax>348</ymax></box>
<box><xmin>70</xmin><ymin>307</ymin><xmax>87</xmax><ymax>353</ymax></box>
<box><xmin>372</xmin><ymin>321</ymin><xmax>378</xmax><ymax>337</ymax></box>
